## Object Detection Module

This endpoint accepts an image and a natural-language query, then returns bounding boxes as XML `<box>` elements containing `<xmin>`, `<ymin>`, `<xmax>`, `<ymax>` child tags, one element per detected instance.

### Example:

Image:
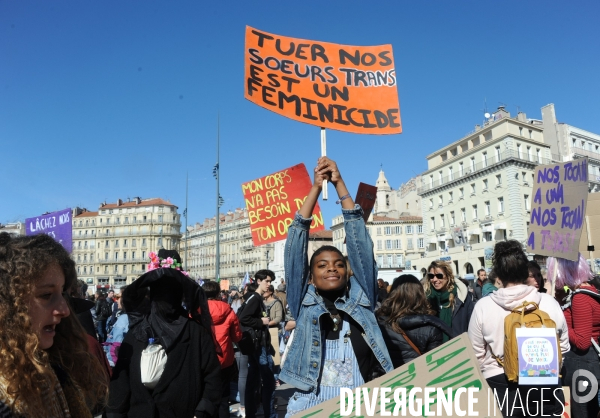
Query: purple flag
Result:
<box><xmin>26</xmin><ymin>208</ymin><xmax>73</xmax><ymax>253</ymax></box>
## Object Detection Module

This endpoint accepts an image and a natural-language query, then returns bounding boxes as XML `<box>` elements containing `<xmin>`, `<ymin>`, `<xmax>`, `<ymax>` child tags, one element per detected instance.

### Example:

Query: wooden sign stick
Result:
<box><xmin>321</xmin><ymin>127</ymin><xmax>328</xmax><ymax>200</ymax></box>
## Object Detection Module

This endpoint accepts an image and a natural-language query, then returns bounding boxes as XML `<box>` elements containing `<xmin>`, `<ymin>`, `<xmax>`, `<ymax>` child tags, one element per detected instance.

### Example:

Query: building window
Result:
<box><xmin>395</xmin><ymin>226</ymin><xmax>402</xmax><ymax>234</ymax></box>
<box><xmin>525</xmin><ymin>195</ymin><xmax>530</xmax><ymax>211</ymax></box>
<box><xmin>142</xmin><ymin>251</ymin><xmax>146</xmax><ymax>259</ymax></box>
<box><xmin>396</xmin><ymin>254</ymin><xmax>403</xmax><ymax>267</ymax></box>
<box><xmin>417</xmin><ymin>225</ymin><xmax>423</xmax><ymax>234</ymax></box>
<box><xmin>449</xmin><ymin>191</ymin><xmax>453</xmax><ymax>202</ymax></box>
<box><xmin>483</xmin><ymin>179</ymin><xmax>488</xmax><ymax>190</ymax></box>
<box><xmin>377</xmin><ymin>240</ymin><xmax>382</xmax><ymax>250</ymax></box>
<box><xmin>459</xmin><ymin>188</ymin><xmax>464</xmax><ymax>199</ymax></box>
<box><xmin>470</xmin><ymin>184</ymin><xmax>476</xmax><ymax>195</ymax></box>
<box><xmin>394</xmin><ymin>239</ymin><xmax>401</xmax><ymax>249</ymax></box>
<box><xmin>439</xmin><ymin>171</ymin><xmax>443</xmax><ymax>185</ymax></box>
<box><xmin>123</xmin><ymin>265</ymin><xmax>127</xmax><ymax>273</ymax></box>
<box><xmin>484</xmin><ymin>231</ymin><xmax>493</xmax><ymax>242</ymax></box>
<box><xmin>114</xmin><ymin>265</ymin><xmax>118</xmax><ymax>273</ymax></box>
<box><xmin>115</xmin><ymin>240</ymin><xmax>119</xmax><ymax>248</ymax></box>
<box><xmin>440</xmin><ymin>214</ymin><xmax>445</xmax><ymax>228</ymax></box>
<box><xmin>496</xmin><ymin>174</ymin><xmax>502</xmax><ymax>186</ymax></box>
<box><xmin>142</xmin><ymin>238</ymin><xmax>147</xmax><ymax>246</ymax></box>
<box><xmin>429</xmin><ymin>199</ymin><xmax>433</xmax><ymax>209</ymax></box>
<box><xmin>429</xmin><ymin>175</ymin><xmax>434</xmax><ymax>187</ymax></box>
<box><xmin>482</xmin><ymin>152</ymin><xmax>488</xmax><ymax>167</ymax></box>
<box><xmin>132</xmin><ymin>239</ymin><xmax>136</xmax><ymax>247</ymax></box>
<box><xmin>498</xmin><ymin>197</ymin><xmax>504</xmax><ymax>213</ymax></box>
<box><xmin>439</xmin><ymin>195</ymin><xmax>443</xmax><ymax>206</ymax></box>
<box><xmin>473</xmin><ymin>205</ymin><xmax>478</xmax><ymax>220</ymax></box>
<box><xmin>450</xmin><ymin>211</ymin><xmax>455</xmax><ymax>225</ymax></box>
<box><xmin>517</xmin><ymin>143</ymin><xmax>522</xmax><ymax>159</ymax></box>
<box><xmin>461</xmin><ymin>208</ymin><xmax>466</xmax><ymax>222</ymax></box>
<box><xmin>448</xmin><ymin>166</ymin><xmax>453</xmax><ymax>181</ymax></box>
<box><xmin>384</xmin><ymin>227</ymin><xmax>392</xmax><ymax>235</ymax></box>
<box><xmin>377</xmin><ymin>255</ymin><xmax>383</xmax><ymax>268</ymax></box>
<box><xmin>385</xmin><ymin>240</ymin><xmax>392</xmax><ymax>250</ymax></box>
<box><xmin>407</xmin><ymin>238</ymin><xmax>413</xmax><ymax>249</ymax></box>
<box><xmin>123</xmin><ymin>251</ymin><xmax>127</xmax><ymax>260</ymax></box>
<box><xmin>495</xmin><ymin>146</ymin><xmax>501</xmax><ymax>162</ymax></box>
<box><xmin>115</xmin><ymin>252</ymin><xmax>118</xmax><ymax>260</ymax></box>
<box><xmin>529</xmin><ymin>129</ymin><xmax>532</xmax><ymax>139</ymax></box>
<box><xmin>158</xmin><ymin>215</ymin><xmax>163</xmax><ymax>222</ymax></box>
<box><xmin>430</xmin><ymin>217</ymin><xmax>435</xmax><ymax>230</ymax></box>
<box><xmin>105</xmin><ymin>252</ymin><xmax>108</xmax><ymax>260</ymax></box>
<box><xmin>485</xmin><ymin>201</ymin><xmax>491</xmax><ymax>216</ymax></box>
<box><xmin>527</xmin><ymin>146</ymin><xmax>533</xmax><ymax>161</ymax></box>
<box><xmin>470</xmin><ymin>157</ymin><xmax>475</xmax><ymax>171</ymax></box>
<box><xmin>387</xmin><ymin>255</ymin><xmax>393</xmax><ymax>267</ymax></box>
<box><xmin>459</xmin><ymin>162</ymin><xmax>464</xmax><ymax>176</ymax></box>
<box><xmin>536</xmin><ymin>148</ymin><xmax>542</xmax><ymax>163</ymax></box>
<box><xmin>377</xmin><ymin>227</ymin><xmax>382</xmax><ymax>235</ymax></box>
<box><xmin>418</xmin><ymin>238</ymin><xmax>424</xmax><ymax>248</ymax></box>
<box><xmin>406</xmin><ymin>226</ymin><xmax>412</xmax><ymax>234</ymax></box>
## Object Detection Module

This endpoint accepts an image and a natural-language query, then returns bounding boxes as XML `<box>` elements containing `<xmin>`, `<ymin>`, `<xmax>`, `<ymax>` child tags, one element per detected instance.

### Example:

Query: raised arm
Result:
<box><xmin>285</xmin><ymin>163</ymin><xmax>326</xmax><ymax>320</ymax></box>
<box><xmin>317</xmin><ymin>158</ymin><xmax>378</xmax><ymax>309</ymax></box>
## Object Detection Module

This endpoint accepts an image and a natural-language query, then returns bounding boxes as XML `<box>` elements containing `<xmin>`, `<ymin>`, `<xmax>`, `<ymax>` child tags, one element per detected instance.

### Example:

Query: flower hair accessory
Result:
<box><xmin>147</xmin><ymin>251</ymin><xmax>189</xmax><ymax>276</ymax></box>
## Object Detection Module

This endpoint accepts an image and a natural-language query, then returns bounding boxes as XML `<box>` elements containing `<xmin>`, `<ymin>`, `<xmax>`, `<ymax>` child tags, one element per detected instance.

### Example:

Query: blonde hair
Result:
<box><xmin>422</xmin><ymin>261</ymin><xmax>456</xmax><ymax>309</ymax></box>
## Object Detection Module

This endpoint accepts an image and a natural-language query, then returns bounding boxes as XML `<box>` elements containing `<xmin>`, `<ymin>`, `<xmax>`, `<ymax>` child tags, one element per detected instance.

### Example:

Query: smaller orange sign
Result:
<box><xmin>242</xmin><ymin>163</ymin><xmax>325</xmax><ymax>246</ymax></box>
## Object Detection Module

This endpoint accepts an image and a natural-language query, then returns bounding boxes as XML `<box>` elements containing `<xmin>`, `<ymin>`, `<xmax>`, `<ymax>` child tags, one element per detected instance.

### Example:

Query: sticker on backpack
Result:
<box><xmin>516</xmin><ymin>327</ymin><xmax>559</xmax><ymax>385</ymax></box>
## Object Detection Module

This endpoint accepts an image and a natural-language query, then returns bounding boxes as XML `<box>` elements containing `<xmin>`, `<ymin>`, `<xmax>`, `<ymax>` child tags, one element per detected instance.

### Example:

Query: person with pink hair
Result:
<box><xmin>550</xmin><ymin>254</ymin><xmax>600</xmax><ymax>418</ymax></box>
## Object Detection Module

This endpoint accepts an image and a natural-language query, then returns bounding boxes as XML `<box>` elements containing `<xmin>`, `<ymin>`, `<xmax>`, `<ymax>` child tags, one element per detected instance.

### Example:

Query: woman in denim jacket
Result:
<box><xmin>280</xmin><ymin>157</ymin><xmax>393</xmax><ymax>417</ymax></box>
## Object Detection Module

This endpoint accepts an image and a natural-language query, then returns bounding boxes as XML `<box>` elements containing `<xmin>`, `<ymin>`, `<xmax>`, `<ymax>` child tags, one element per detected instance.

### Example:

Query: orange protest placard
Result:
<box><xmin>244</xmin><ymin>26</ymin><xmax>401</xmax><ymax>135</ymax></box>
<box><xmin>242</xmin><ymin>163</ymin><xmax>325</xmax><ymax>246</ymax></box>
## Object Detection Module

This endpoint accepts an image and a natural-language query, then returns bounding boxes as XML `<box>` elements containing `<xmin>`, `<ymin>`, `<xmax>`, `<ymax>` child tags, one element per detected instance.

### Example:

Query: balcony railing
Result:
<box><xmin>418</xmin><ymin>150</ymin><xmax>552</xmax><ymax>194</ymax></box>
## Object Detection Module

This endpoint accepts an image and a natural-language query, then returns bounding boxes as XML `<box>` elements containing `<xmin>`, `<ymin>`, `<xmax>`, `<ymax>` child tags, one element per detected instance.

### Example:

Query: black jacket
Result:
<box><xmin>106</xmin><ymin>319</ymin><xmax>221</xmax><ymax>418</ymax></box>
<box><xmin>238</xmin><ymin>291</ymin><xmax>270</xmax><ymax>348</ymax></box>
<box><xmin>378</xmin><ymin>314</ymin><xmax>454</xmax><ymax>368</ymax></box>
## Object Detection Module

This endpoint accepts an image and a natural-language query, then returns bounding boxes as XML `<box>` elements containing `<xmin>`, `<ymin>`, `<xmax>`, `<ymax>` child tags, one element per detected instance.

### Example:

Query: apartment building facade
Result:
<box><xmin>542</xmin><ymin>103</ymin><xmax>600</xmax><ymax>191</ymax></box>
<box><xmin>72</xmin><ymin>197</ymin><xmax>181</xmax><ymax>291</ymax></box>
<box><xmin>183</xmin><ymin>207</ymin><xmax>274</xmax><ymax>287</ymax></box>
<box><xmin>414</xmin><ymin>106</ymin><xmax>551</xmax><ymax>276</ymax></box>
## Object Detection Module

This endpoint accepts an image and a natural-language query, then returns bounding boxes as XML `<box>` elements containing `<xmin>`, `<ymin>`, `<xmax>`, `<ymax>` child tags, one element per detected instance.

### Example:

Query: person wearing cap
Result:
<box><xmin>376</xmin><ymin>275</ymin><xmax>454</xmax><ymax>368</ymax></box>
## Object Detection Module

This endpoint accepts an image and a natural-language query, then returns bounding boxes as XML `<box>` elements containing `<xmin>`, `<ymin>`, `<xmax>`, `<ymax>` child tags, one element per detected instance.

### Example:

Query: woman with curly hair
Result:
<box><xmin>0</xmin><ymin>232</ymin><xmax>108</xmax><ymax>418</ymax></box>
<box><xmin>423</xmin><ymin>260</ymin><xmax>474</xmax><ymax>339</ymax></box>
<box><xmin>377</xmin><ymin>275</ymin><xmax>454</xmax><ymax>368</ymax></box>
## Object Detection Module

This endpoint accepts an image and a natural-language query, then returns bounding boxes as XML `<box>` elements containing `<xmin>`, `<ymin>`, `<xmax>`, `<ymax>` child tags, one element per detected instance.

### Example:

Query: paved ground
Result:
<box><xmin>228</xmin><ymin>382</ymin><xmax>296</xmax><ymax>418</ymax></box>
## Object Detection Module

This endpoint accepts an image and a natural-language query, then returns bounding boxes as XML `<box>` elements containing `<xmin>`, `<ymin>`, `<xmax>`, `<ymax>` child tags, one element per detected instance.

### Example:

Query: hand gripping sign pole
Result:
<box><xmin>321</xmin><ymin>127</ymin><xmax>328</xmax><ymax>200</ymax></box>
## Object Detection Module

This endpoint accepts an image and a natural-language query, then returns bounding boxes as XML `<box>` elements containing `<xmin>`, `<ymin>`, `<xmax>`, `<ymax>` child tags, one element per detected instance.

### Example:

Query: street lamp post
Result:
<box><xmin>266</xmin><ymin>249</ymin><xmax>270</xmax><ymax>269</ymax></box>
<box><xmin>213</xmin><ymin>116</ymin><xmax>224</xmax><ymax>281</ymax></box>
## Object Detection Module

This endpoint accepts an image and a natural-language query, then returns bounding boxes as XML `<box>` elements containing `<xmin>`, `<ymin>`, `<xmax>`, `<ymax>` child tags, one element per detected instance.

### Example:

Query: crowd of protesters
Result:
<box><xmin>2</xmin><ymin>157</ymin><xmax>600</xmax><ymax>418</ymax></box>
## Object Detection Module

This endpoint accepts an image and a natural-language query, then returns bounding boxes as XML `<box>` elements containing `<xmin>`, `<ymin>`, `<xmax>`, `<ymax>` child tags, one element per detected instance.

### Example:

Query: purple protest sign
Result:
<box><xmin>26</xmin><ymin>208</ymin><xmax>73</xmax><ymax>253</ymax></box>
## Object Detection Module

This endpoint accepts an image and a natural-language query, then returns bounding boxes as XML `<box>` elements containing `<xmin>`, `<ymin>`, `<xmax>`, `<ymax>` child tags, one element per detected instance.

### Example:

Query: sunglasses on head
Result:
<box><xmin>427</xmin><ymin>273</ymin><xmax>445</xmax><ymax>280</ymax></box>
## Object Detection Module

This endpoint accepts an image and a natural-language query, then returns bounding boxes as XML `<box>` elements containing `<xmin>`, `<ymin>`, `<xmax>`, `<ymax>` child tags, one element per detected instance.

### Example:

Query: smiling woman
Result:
<box><xmin>0</xmin><ymin>233</ymin><xmax>108</xmax><ymax>418</ymax></box>
<box><xmin>280</xmin><ymin>157</ymin><xmax>393</xmax><ymax>418</ymax></box>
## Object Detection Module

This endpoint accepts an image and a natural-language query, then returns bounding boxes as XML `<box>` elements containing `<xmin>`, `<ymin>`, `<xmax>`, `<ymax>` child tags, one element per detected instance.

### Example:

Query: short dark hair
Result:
<box><xmin>245</xmin><ymin>282</ymin><xmax>258</xmax><ymax>293</ymax></box>
<box><xmin>477</xmin><ymin>269</ymin><xmax>486</xmax><ymax>276</ymax></box>
<box><xmin>255</xmin><ymin>269</ymin><xmax>275</xmax><ymax>282</ymax></box>
<box><xmin>309</xmin><ymin>245</ymin><xmax>344</xmax><ymax>271</ymax></box>
<box><xmin>493</xmin><ymin>240</ymin><xmax>528</xmax><ymax>287</ymax></box>
<box><xmin>202</xmin><ymin>281</ymin><xmax>221</xmax><ymax>300</ymax></box>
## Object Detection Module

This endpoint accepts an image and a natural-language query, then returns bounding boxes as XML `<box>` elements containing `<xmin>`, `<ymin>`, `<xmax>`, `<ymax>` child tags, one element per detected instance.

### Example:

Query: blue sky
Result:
<box><xmin>2</xmin><ymin>0</ymin><xmax>599</xmax><ymax>228</ymax></box>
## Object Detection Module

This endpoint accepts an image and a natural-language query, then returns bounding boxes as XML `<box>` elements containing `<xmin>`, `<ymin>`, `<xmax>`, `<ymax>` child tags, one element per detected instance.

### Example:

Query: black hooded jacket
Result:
<box><xmin>378</xmin><ymin>314</ymin><xmax>455</xmax><ymax>368</ymax></box>
<box><xmin>106</xmin><ymin>267</ymin><xmax>221</xmax><ymax>418</ymax></box>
